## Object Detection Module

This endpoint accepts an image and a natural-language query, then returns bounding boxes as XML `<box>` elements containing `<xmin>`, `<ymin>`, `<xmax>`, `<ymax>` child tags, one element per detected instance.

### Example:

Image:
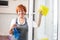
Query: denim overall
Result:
<box><xmin>11</xmin><ymin>18</ymin><xmax>28</xmax><ymax>40</ymax></box>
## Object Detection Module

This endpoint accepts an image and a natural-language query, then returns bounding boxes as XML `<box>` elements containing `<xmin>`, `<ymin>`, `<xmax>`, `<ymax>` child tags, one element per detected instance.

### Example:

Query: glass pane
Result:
<box><xmin>34</xmin><ymin>0</ymin><xmax>58</xmax><ymax>40</ymax></box>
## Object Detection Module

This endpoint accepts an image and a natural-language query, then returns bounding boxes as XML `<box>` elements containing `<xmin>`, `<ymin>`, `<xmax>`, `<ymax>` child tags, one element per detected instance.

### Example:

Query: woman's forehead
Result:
<box><xmin>18</xmin><ymin>8</ymin><xmax>24</xmax><ymax>11</ymax></box>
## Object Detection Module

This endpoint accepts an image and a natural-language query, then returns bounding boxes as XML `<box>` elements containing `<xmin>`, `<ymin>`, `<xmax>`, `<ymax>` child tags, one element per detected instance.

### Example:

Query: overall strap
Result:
<box><xmin>16</xmin><ymin>18</ymin><xmax>18</xmax><ymax>24</ymax></box>
<box><xmin>25</xmin><ymin>18</ymin><xmax>27</xmax><ymax>24</ymax></box>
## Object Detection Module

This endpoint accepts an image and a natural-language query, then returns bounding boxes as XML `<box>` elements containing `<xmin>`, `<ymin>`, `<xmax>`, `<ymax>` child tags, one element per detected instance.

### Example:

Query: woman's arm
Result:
<box><xmin>9</xmin><ymin>24</ymin><xmax>16</xmax><ymax>35</ymax></box>
<box><xmin>36</xmin><ymin>11</ymin><xmax>42</xmax><ymax>27</ymax></box>
<box><xmin>37</xmin><ymin>14</ymin><xmax>42</xmax><ymax>27</ymax></box>
<box><xmin>9</xmin><ymin>19</ymin><xmax>16</xmax><ymax>35</ymax></box>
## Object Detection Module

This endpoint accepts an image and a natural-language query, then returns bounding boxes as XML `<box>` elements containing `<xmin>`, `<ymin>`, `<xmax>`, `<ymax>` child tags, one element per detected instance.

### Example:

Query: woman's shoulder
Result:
<box><xmin>10</xmin><ymin>18</ymin><xmax>17</xmax><ymax>27</ymax></box>
<box><xmin>25</xmin><ymin>18</ymin><xmax>29</xmax><ymax>22</ymax></box>
<box><xmin>10</xmin><ymin>18</ymin><xmax>17</xmax><ymax>24</ymax></box>
<box><xmin>11</xmin><ymin>18</ymin><xmax>16</xmax><ymax>21</ymax></box>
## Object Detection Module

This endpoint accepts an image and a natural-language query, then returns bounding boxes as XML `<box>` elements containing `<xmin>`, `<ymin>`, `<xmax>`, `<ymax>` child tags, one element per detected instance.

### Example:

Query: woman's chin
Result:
<box><xmin>20</xmin><ymin>17</ymin><xmax>24</xmax><ymax>18</ymax></box>
<box><xmin>18</xmin><ymin>16</ymin><xmax>24</xmax><ymax>18</ymax></box>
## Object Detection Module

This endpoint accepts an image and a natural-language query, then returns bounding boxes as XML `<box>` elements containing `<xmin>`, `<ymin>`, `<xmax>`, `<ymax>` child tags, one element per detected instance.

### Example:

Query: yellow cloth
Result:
<box><xmin>38</xmin><ymin>5</ymin><xmax>49</xmax><ymax>16</ymax></box>
<box><xmin>40</xmin><ymin>38</ymin><xmax>48</xmax><ymax>40</ymax></box>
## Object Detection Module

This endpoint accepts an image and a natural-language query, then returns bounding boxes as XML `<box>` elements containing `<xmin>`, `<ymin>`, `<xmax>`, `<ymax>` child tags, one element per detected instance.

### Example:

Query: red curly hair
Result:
<box><xmin>16</xmin><ymin>4</ymin><xmax>27</xmax><ymax>14</ymax></box>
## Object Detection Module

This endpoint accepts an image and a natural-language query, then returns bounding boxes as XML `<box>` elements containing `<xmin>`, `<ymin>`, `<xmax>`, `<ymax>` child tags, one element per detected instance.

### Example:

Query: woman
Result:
<box><xmin>9</xmin><ymin>4</ymin><xmax>42</xmax><ymax>40</ymax></box>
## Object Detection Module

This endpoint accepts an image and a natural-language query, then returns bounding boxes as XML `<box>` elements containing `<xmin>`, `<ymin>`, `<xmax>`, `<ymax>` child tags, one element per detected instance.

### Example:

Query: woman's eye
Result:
<box><xmin>18</xmin><ymin>12</ymin><xmax>22</xmax><ymax>13</ymax></box>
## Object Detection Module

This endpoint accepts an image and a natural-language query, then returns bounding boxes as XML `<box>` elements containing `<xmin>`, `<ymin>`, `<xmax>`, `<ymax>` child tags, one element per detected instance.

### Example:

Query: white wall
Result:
<box><xmin>0</xmin><ymin>0</ymin><xmax>28</xmax><ymax>14</ymax></box>
<box><xmin>0</xmin><ymin>14</ymin><xmax>17</xmax><ymax>35</ymax></box>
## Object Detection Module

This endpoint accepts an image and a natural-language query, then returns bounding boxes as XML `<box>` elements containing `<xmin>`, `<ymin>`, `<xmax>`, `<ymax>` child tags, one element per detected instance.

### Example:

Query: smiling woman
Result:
<box><xmin>9</xmin><ymin>4</ymin><xmax>28</xmax><ymax>40</ymax></box>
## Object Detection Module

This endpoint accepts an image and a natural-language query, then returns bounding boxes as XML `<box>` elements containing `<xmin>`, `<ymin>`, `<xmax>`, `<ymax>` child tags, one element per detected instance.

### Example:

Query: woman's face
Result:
<box><xmin>17</xmin><ymin>9</ymin><xmax>26</xmax><ymax>18</ymax></box>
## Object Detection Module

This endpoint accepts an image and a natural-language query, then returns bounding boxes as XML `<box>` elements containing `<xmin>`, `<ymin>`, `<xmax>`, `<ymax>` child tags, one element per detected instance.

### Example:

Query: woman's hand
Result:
<box><xmin>11</xmin><ymin>24</ymin><xmax>17</xmax><ymax>28</ymax></box>
<box><xmin>9</xmin><ymin>24</ymin><xmax>17</xmax><ymax>35</ymax></box>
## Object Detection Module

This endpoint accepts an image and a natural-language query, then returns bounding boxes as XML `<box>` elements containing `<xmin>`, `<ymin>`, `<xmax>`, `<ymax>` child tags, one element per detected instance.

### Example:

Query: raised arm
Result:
<box><xmin>34</xmin><ymin>5</ymin><xmax>49</xmax><ymax>27</ymax></box>
<box><xmin>37</xmin><ymin>14</ymin><xmax>42</xmax><ymax>27</ymax></box>
<box><xmin>36</xmin><ymin>11</ymin><xmax>42</xmax><ymax>27</ymax></box>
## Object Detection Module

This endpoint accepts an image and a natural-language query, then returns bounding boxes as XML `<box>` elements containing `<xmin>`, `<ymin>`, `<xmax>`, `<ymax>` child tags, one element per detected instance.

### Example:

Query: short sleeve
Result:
<box><xmin>10</xmin><ymin>18</ymin><xmax>16</xmax><ymax>27</ymax></box>
<box><xmin>9</xmin><ymin>18</ymin><xmax>16</xmax><ymax>30</ymax></box>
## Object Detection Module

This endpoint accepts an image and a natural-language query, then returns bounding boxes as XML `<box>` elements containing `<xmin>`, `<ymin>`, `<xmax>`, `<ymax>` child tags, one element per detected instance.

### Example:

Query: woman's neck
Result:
<box><xmin>18</xmin><ymin>16</ymin><xmax>24</xmax><ymax>19</ymax></box>
<box><xmin>18</xmin><ymin>17</ymin><xmax>25</xmax><ymax>24</ymax></box>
